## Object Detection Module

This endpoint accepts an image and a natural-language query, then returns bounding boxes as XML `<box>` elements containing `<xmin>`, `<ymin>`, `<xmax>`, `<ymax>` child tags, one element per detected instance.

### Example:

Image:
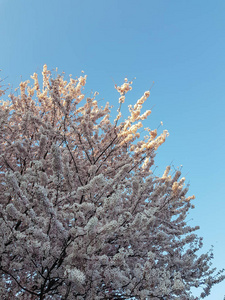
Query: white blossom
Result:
<box><xmin>0</xmin><ymin>66</ymin><xmax>223</xmax><ymax>299</ymax></box>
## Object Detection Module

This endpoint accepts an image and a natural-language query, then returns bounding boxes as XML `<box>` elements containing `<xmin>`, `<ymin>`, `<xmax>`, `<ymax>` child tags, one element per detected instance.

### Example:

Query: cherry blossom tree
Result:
<box><xmin>0</xmin><ymin>66</ymin><xmax>224</xmax><ymax>299</ymax></box>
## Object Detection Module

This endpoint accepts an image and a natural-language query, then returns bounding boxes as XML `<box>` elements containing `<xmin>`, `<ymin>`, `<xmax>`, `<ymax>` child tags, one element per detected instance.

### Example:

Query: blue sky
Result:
<box><xmin>1</xmin><ymin>0</ymin><xmax>225</xmax><ymax>298</ymax></box>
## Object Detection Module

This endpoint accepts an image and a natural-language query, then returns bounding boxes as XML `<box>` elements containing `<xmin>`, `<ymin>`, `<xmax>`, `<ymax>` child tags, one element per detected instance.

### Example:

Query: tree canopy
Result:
<box><xmin>0</xmin><ymin>66</ymin><xmax>224</xmax><ymax>299</ymax></box>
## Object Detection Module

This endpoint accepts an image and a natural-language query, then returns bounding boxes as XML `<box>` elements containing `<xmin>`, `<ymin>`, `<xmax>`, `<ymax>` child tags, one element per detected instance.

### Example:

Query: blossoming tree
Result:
<box><xmin>0</xmin><ymin>66</ymin><xmax>224</xmax><ymax>299</ymax></box>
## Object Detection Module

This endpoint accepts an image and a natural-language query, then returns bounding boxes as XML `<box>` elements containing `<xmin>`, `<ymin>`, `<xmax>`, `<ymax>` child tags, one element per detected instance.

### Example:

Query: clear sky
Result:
<box><xmin>1</xmin><ymin>0</ymin><xmax>225</xmax><ymax>298</ymax></box>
